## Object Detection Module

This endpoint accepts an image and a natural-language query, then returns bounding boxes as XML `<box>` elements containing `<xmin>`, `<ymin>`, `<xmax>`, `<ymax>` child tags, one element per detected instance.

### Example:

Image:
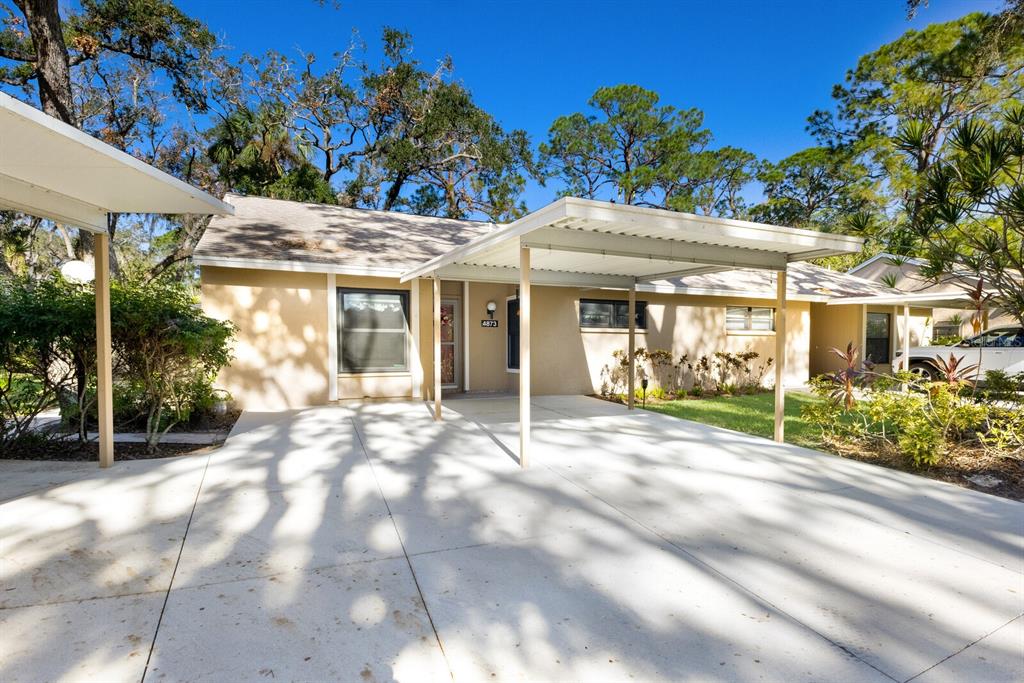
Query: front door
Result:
<box><xmin>441</xmin><ymin>299</ymin><xmax>460</xmax><ymax>389</ymax></box>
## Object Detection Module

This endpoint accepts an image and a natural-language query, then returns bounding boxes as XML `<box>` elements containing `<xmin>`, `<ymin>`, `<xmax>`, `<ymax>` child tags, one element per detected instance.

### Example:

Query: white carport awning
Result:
<box><xmin>826</xmin><ymin>291</ymin><xmax>977</xmax><ymax>308</ymax></box>
<box><xmin>0</xmin><ymin>92</ymin><xmax>233</xmax><ymax>231</ymax></box>
<box><xmin>401</xmin><ymin>197</ymin><xmax>863</xmax><ymax>287</ymax></box>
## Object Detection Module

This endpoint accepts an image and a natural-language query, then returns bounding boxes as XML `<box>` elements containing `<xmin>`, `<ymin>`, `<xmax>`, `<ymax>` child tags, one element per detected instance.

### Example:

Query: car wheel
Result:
<box><xmin>909</xmin><ymin>363</ymin><xmax>938</xmax><ymax>381</ymax></box>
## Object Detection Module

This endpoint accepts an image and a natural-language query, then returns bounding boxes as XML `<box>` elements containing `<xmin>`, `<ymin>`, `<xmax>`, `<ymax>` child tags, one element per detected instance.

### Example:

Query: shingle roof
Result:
<box><xmin>646</xmin><ymin>261</ymin><xmax>906</xmax><ymax>300</ymax></box>
<box><xmin>196</xmin><ymin>194</ymin><xmax>902</xmax><ymax>301</ymax></box>
<box><xmin>194</xmin><ymin>194</ymin><xmax>496</xmax><ymax>273</ymax></box>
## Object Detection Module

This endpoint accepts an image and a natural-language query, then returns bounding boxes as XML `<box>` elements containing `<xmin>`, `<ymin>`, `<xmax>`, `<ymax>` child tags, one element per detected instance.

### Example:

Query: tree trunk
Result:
<box><xmin>106</xmin><ymin>213</ymin><xmax>121</xmax><ymax>279</ymax></box>
<box><xmin>15</xmin><ymin>0</ymin><xmax>76</xmax><ymax>126</ymax></box>
<box><xmin>382</xmin><ymin>172</ymin><xmax>409</xmax><ymax>211</ymax></box>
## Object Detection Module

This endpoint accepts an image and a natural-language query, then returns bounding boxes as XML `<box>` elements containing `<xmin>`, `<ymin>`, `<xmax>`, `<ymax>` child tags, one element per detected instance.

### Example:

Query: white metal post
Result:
<box><xmin>95</xmin><ymin>231</ymin><xmax>114</xmax><ymax>468</ymax></box>
<box><xmin>774</xmin><ymin>269</ymin><xmax>787</xmax><ymax>444</ymax></box>
<box><xmin>627</xmin><ymin>284</ymin><xmax>636</xmax><ymax>410</ymax></box>
<box><xmin>433</xmin><ymin>274</ymin><xmax>442</xmax><ymax>421</ymax></box>
<box><xmin>902</xmin><ymin>304</ymin><xmax>911</xmax><ymax>371</ymax></box>
<box><xmin>463</xmin><ymin>280</ymin><xmax>470</xmax><ymax>392</ymax></box>
<box><xmin>519</xmin><ymin>245</ymin><xmax>531</xmax><ymax>469</ymax></box>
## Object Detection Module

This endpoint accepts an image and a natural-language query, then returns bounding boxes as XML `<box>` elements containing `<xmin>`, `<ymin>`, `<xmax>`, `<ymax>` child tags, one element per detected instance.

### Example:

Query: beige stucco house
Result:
<box><xmin>195</xmin><ymin>195</ymin><xmax>929</xmax><ymax>411</ymax></box>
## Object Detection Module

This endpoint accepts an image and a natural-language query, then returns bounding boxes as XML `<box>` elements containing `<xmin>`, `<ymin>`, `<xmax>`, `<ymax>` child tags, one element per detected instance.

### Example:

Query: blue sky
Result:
<box><xmin>179</xmin><ymin>0</ymin><xmax>1000</xmax><ymax>209</ymax></box>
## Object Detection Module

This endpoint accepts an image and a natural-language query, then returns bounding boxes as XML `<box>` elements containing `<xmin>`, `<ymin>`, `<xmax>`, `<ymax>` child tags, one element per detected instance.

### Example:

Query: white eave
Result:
<box><xmin>0</xmin><ymin>92</ymin><xmax>233</xmax><ymax>232</ymax></box>
<box><xmin>827</xmin><ymin>291</ymin><xmax>975</xmax><ymax>307</ymax></box>
<box><xmin>192</xmin><ymin>254</ymin><xmax>405</xmax><ymax>278</ymax></box>
<box><xmin>400</xmin><ymin>197</ymin><xmax>864</xmax><ymax>288</ymax></box>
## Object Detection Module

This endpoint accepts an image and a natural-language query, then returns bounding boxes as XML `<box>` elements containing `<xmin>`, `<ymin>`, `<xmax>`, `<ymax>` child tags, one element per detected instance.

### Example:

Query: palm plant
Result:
<box><xmin>827</xmin><ymin>343</ymin><xmax>865</xmax><ymax>409</ymax></box>
<box><xmin>932</xmin><ymin>353</ymin><xmax>981</xmax><ymax>387</ymax></box>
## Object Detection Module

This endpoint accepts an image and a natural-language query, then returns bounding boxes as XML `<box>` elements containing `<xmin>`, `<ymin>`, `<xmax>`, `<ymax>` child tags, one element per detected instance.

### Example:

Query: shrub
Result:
<box><xmin>0</xmin><ymin>277</ymin><xmax>97</xmax><ymax>445</ymax></box>
<box><xmin>0</xmin><ymin>275</ymin><xmax>235</xmax><ymax>453</ymax></box>
<box><xmin>112</xmin><ymin>278</ymin><xmax>235</xmax><ymax>452</ymax></box>
<box><xmin>805</xmin><ymin>351</ymin><xmax>995</xmax><ymax>467</ymax></box>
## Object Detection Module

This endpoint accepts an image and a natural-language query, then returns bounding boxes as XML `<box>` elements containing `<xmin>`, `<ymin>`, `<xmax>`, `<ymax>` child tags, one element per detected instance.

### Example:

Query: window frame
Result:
<box><xmin>865</xmin><ymin>311</ymin><xmax>892</xmax><ymax>364</ymax></box>
<box><xmin>578</xmin><ymin>298</ymin><xmax>648</xmax><ymax>330</ymax></box>
<box><xmin>337</xmin><ymin>288</ymin><xmax>410</xmax><ymax>374</ymax></box>
<box><xmin>725</xmin><ymin>306</ymin><xmax>776</xmax><ymax>333</ymax></box>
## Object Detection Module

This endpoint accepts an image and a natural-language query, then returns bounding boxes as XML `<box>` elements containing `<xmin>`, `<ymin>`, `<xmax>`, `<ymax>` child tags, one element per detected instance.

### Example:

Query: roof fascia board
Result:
<box><xmin>193</xmin><ymin>255</ymin><xmax>405</xmax><ymax>277</ymax></box>
<box><xmin>523</xmin><ymin>226</ymin><xmax>789</xmax><ymax>272</ymax></box>
<box><xmin>562</xmin><ymin>197</ymin><xmax>864</xmax><ymax>252</ymax></box>
<box><xmin>635</xmin><ymin>282</ymin><xmax>829</xmax><ymax>302</ymax></box>
<box><xmin>826</xmin><ymin>292</ymin><xmax>973</xmax><ymax>306</ymax></box>
<box><xmin>435</xmin><ymin>263</ymin><xmax>635</xmax><ymax>289</ymax></box>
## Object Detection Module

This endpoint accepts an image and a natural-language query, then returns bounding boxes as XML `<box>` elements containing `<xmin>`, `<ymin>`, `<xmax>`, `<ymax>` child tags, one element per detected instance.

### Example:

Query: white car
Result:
<box><xmin>894</xmin><ymin>326</ymin><xmax>1024</xmax><ymax>380</ymax></box>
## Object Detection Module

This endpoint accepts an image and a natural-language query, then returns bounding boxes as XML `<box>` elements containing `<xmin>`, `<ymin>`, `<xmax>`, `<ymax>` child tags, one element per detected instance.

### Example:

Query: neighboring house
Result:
<box><xmin>849</xmin><ymin>253</ymin><xmax>1015</xmax><ymax>339</ymax></box>
<box><xmin>195</xmin><ymin>195</ymin><xmax>926</xmax><ymax>410</ymax></box>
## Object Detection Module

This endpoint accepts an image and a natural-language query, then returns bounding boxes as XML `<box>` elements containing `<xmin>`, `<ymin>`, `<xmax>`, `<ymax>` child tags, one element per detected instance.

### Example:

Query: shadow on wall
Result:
<box><xmin>205</xmin><ymin>271</ymin><xmax>329</xmax><ymax>410</ymax></box>
<box><xmin>2</xmin><ymin>399</ymin><xmax>1019</xmax><ymax>680</ymax></box>
<box><xmin>591</xmin><ymin>297</ymin><xmax>805</xmax><ymax>394</ymax></box>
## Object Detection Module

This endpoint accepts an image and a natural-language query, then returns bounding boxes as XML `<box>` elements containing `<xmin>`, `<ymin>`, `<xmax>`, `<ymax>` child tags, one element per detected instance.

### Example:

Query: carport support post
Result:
<box><xmin>773</xmin><ymin>269</ymin><xmax>787</xmax><ymax>444</ymax></box>
<box><xmin>622</xmin><ymin>286</ymin><xmax>630</xmax><ymax>409</ymax></box>
<box><xmin>902</xmin><ymin>303</ymin><xmax>911</xmax><ymax>391</ymax></box>
<box><xmin>95</xmin><ymin>231</ymin><xmax>114</xmax><ymax>468</ymax></box>
<box><xmin>627</xmin><ymin>284</ymin><xmax>636</xmax><ymax>410</ymax></box>
<box><xmin>519</xmin><ymin>244</ymin><xmax>531</xmax><ymax>469</ymax></box>
<box><xmin>433</xmin><ymin>274</ymin><xmax>442</xmax><ymax>421</ymax></box>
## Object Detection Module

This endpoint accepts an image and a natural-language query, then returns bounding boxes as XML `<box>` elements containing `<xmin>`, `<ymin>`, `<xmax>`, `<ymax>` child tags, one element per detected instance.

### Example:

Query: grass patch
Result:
<box><xmin>642</xmin><ymin>391</ymin><xmax>824</xmax><ymax>449</ymax></box>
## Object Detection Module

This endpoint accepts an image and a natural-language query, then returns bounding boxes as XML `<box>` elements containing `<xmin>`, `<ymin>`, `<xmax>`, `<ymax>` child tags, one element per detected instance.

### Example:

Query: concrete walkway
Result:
<box><xmin>1</xmin><ymin>396</ymin><xmax>1021</xmax><ymax>682</ymax></box>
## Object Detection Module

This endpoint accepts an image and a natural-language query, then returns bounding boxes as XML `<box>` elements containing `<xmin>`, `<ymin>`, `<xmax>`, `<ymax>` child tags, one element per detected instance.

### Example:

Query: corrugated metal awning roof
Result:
<box><xmin>401</xmin><ymin>197</ymin><xmax>864</xmax><ymax>288</ymax></box>
<box><xmin>0</xmin><ymin>93</ymin><xmax>232</xmax><ymax>232</ymax></box>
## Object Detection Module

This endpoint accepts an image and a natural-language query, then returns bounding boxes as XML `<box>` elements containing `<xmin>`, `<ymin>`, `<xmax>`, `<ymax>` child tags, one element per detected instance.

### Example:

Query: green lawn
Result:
<box><xmin>642</xmin><ymin>391</ymin><xmax>824</xmax><ymax>449</ymax></box>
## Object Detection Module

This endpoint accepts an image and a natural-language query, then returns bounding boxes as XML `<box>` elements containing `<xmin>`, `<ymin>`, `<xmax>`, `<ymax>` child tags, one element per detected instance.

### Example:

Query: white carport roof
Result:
<box><xmin>826</xmin><ymin>291</ymin><xmax>977</xmax><ymax>308</ymax></box>
<box><xmin>401</xmin><ymin>197</ymin><xmax>864</xmax><ymax>286</ymax></box>
<box><xmin>0</xmin><ymin>92</ymin><xmax>232</xmax><ymax>231</ymax></box>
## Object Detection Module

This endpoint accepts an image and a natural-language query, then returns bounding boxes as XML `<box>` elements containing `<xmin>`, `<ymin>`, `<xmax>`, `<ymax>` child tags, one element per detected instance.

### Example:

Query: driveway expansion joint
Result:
<box><xmin>902</xmin><ymin>612</ymin><xmax>1024</xmax><ymax>683</ymax></box>
<box><xmin>349</xmin><ymin>416</ymin><xmax>456</xmax><ymax>682</ymax></box>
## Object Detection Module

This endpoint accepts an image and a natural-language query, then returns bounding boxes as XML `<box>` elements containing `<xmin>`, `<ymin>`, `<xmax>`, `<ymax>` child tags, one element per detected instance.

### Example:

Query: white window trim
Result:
<box><xmin>725</xmin><ymin>305</ymin><xmax>776</xmax><ymax>333</ymax></box>
<box><xmin>338</xmin><ymin>289</ymin><xmax>411</xmax><ymax>374</ymax></box>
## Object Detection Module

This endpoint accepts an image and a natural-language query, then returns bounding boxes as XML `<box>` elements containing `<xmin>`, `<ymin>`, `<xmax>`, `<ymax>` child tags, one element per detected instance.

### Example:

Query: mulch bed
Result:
<box><xmin>1</xmin><ymin>439</ymin><xmax>221</xmax><ymax>461</ymax></box>
<box><xmin>825</xmin><ymin>439</ymin><xmax>1024</xmax><ymax>502</ymax></box>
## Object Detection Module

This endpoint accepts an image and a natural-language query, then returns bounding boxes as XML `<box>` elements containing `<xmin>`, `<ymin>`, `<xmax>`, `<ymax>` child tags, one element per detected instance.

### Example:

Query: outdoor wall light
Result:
<box><xmin>486</xmin><ymin>300</ymin><xmax>497</xmax><ymax>319</ymax></box>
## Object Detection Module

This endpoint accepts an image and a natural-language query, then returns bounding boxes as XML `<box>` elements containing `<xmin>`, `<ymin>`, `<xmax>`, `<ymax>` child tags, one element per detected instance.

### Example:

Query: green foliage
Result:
<box><xmin>540</xmin><ymin>84</ymin><xmax>755</xmax><ymax>217</ymax></box>
<box><xmin>800</xmin><ymin>11</ymin><xmax>1024</xmax><ymax>279</ymax></box>
<box><xmin>0</xmin><ymin>276</ymin><xmax>234</xmax><ymax>453</ymax></box>
<box><xmin>752</xmin><ymin>147</ymin><xmax>881</xmax><ymax>231</ymax></box>
<box><xmin>206</xmin><ymin>104</ymin><xmax>336</xmax><ymax>204</ymax></box>
<box><xmin>111</xmin><ymin>277</ymin><xmax>234</xmax><ymax>451</ymax></box>
<box><xmin>805</xmin><ymin>366</ymin><xmax>997</xmax><ymax>467</ymax></box>
<box><xmin>0</xmin><ymin>277</ymin><xmax>97</xmax><ymax>443</ymax></box>
<box><xmin>931</xmin><ymin>334</ymin><xmax>964</xmax><ymax>346</ymax></box>
<box><xmin>909</xmin><ymin>106</ymin><xmax>1024</xmax><ymax>324</ymax></box>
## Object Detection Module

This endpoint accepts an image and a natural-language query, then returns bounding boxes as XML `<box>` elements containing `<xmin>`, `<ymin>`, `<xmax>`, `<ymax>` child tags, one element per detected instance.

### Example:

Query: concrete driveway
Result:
<box><xmin>1</xmin><ymin>396</ymin><xmax>1021</xmax><ymax>682</ymax></box>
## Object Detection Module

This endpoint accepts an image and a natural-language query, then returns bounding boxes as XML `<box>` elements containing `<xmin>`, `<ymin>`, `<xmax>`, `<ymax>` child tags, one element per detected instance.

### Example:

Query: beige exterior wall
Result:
<box><xmin>203</xmin><ymin>267</ymin><xmax>825</xmax><ymax>409</ymax></box>
<box><xmin>201</xmin><ymin>266</ymin><xmax>330</xmax><ymax>410</ymax></box>
<box><xmin>809</xmin><ymin>302</ymin><xmax>932</xmax><ymax>376</ymax></box>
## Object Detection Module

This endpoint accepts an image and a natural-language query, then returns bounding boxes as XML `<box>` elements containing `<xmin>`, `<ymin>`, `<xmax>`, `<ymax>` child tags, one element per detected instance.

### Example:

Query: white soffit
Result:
<box><xmin>826</xmin><ymin>291</ymin><xmax>976</xmax><ymax>308</ymax></box>
<box><xmin>401</xmin><ymin>197</ymin><xmax>864</xmax><ymax>287</ymax></box>
<box><xmin>0</xmin><ymin>92</ymin><xmax>233</xmax><ymax>232</ymax></box>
